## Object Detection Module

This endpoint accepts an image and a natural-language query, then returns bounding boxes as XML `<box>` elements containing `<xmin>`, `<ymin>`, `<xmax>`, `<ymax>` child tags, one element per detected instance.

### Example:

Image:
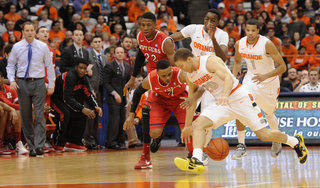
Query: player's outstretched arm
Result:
<box><xmin>232</xmin><ymin>41</ymin><xmax>242</xmax><ymax>77</ymax></box>
<box><xmin>207</xmin><ymin>25</ymin><xmax>228</xmax><ymax>62</ymax></box>
<box><xmin>123</xmin><ymin>49</ymin><xmax>146</xmax><ymax>96</ymax></box>
<box><xmin>170</xmin><ymin>32</ymin><xmax>186</xmax><ymax>42</ymax></box>
<box><xmin>123</xmin><ymin>77</ymin><xmax>150</xmax><ymax>130</ymax></box>
<box><xmin>163</xmin><ymin>38</ymin><xmax>176</xmax><ymax>66</ymax></box>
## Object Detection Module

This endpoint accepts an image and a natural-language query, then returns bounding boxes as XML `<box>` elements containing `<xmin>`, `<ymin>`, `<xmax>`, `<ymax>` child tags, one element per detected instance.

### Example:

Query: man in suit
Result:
<box><xmin>84</xmin><ymin>36</ymin><xmax>108</xmax><ymax>149</ymax></box>
<box><xmin>60</xmin><ymin>29</ymin><xmax>89</xmax><ymax>73</ymax></box>
<box><xmin>103</xmin><ymin>47</ymin><xmax>130</xmax><ymax>150</ymax></box>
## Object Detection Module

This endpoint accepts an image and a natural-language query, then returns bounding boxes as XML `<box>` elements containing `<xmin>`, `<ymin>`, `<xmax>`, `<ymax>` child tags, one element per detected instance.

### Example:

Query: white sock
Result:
<box><xmin>192</xmin><ymin>148</ymin><xmax>203</xmax><ymax>161</ymax></box>
<box><xmin>286</xmin><ymin>135</ymin><xmax>299</xmax><ymax>148</ymax></box>
<box><xmin>266</xmin><ymin>115</ymin><xmax>278</xmax><ymax>130</ymax></box>
<box><xmin>237</xmin><ymin>130</ymin><xmax>245</xmax><ymax>144</ymax></box>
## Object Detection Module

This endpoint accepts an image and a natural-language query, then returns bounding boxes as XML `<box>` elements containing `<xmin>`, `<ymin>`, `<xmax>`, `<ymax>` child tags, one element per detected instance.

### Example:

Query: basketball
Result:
<box><xmin>206</xmin><ymin>138</ymin><xmax>230</xmax><ymax>161</ymax></box>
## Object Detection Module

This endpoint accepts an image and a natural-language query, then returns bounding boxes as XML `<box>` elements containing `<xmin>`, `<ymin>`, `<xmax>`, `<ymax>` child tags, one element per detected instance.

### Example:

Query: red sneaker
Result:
<box><xmin>44</xmin><ymin>146</ymin><xmax>54</xmax><ymax>153</ymax></box>
<box><xmin>64</xmin><ymin>143</ymin><xmax>87</xmax><ymax>152</ymax></box>
<box><xmin>134</xmin><ymin>153</ymin><xmax>152</xmax><ymax>169</ymax></box>
<box><xmin>0</xmin><ymin>146</ymin><xmax>15</xmax><ymax>155</ymax></box>
<box><xmin>52</xmin><ymin>144</ymin><xmax>65</xmax><ymax>152</ymax></box>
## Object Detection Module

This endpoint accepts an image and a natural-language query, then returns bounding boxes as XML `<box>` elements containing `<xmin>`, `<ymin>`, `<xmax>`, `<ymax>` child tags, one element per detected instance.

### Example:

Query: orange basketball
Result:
<box><xmin>206</xmin><ymin>138</ymin><xmax>229</xmax><ymax>161</ymax></box>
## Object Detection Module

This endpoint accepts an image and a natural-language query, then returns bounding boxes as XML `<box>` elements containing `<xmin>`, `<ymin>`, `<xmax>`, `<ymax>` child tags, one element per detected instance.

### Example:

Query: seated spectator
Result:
<box><xmin>93</xmin><ymin>24</ymin><xmax>103</xmax><ymax>37</ymax></box>
<box><xmin>281</xmin><ymin>34</ymin><xmax>298</xmax><ymax>63</ymax></box>
<box><xmin>51</xmin><ymin>58</ymin><xmax>102</xmax><ymax>152</ymax></box>
<box><xmin>129</xmin><ymin>38</ymin><xmax>138</xmax><ymax>57</ymax></box>
<box><xmin>58</xmin><ymin>0</ymin><xmax>75</xmax><ymax>29</ymax></box>
<box><xmin>147</xmin><ymin>0</ymin><xmax>157</xmax><ymax>14</ymax></box>
<box><xmin>269</xmin><ymin>4</ymin><xmax>279</xmax><ymax>21</ymax></box>
<box><xmin>81</xmin><ymin>0</ymin><xmax>101</xmax><ymax>19</ymax></box>
<box><xmin>239</xmin><ymin>68</ymin><xmax>247</xmax><ymax>84</ymax></box>
<box><xmin>58</xmin><ymin>17</ymin><xmax>67</xmax><ymax>33</ymax></box>
<box><xmin>274</xmin><ymin>12</ymin><xmax>283</xmax><ymax>37</ymax></box>
<box><xmin>81</xmin><ymin>9</ymin><xmax>97</xmax><ymax>32</ymax></box>
<box><xmin>38</xmin><ymin>10</ymin><xmax>53</xmax><ymax>31</ymax></box>
<box><xmin>109</xmin><ymin>5</ymin><xmax>126</xmax><ymax>25</ymax></box>
<box><xmin>109</xmin><ymin>12</ymin><xmax>126</xmax><ymax>34</ymax></box>
<box><xmin>36</xmin><ymin>0</ymin><xmax>59</xmax><ymax>21</ymax></box>
<box><xmin>60</xmin><ymin>38</ymin><xmax>74</xmax><ymax>54</ymax></box>
<box><xmin>109</xmin><ymin>0</ymin><xmax>127</xmax><ymax>16</ymax></box>
<box><xmin>287</xmin><ymin>67</ymin><xmax>301</xmax><ymax>90</ymax></box>
<box><xmin>49</xmin><ymin>42</ymin><xmax>61</xmax><ymax>57</ymax></box>
<box><xmin>31</xmin><ymin>19</ymin><xmax>39</xmax><ymax>31</ymax></box>
<box><xmin>299</xmin><ymin>67</ymin><xmax>320</xmax><ymax>92</ymax></box>
<box><xmin>286</xmin><ymin>1</ymin><xmax>296</xmax><ymax>17</ymax></box>
<box><xmin>257</xmin><ymin>16</ymin><xmax>267</xmax><ymax>36</ymax></box>
<box><xmin>82</xmin><ymin>32</ymin><xmax>93</xmax><ymax>50</ymax></box>
<box><xmin>0</xmin><ymin>71</ymin><xmax>28</xmax><ymax>155</ymax></box>
<box><xmin>279</xmin><ymin>23</ymin><xmax>293</xmax><ymax>41</ymax></box>
<box><xmin>240</xmin><ymin>22</ymin><xmax>246</xmax><ymax>38</ymax></box>
<box><xmin>314</xmin><ymin>13</ymin><xmax>320</xmax><ymax>36</ymax></box>
<box><xmin>304</xmin><ymin>0</ymin><xmax>315</xmax><ymax>18</ymax></box>
<box><xmin>279</xmin><ymin>73</ymin><xmax>293</xmax><ymax>92</ymax></box>
<box><xmin>74</xmin><ymin>21</ymin><xmax>88</xmax><ymax>35</ymax></box>
<box><xmin>0</xmin><ymin>0</ymin><xmax>12</xmax><ymax>15</ymax></box>
<box><xmin>16</xmin><ymin>0</ymin><xmax>30</xmax><ymax>14</ymax></box>
<box><xmin>0</xmin><ymin>44</ymin><xmax>12</xmax><ymax>79</ymax></box>
<box><xmin>290</xmin><ymin>46</ymin><xmax>308</xmax><ymax>70</ymax></box>
<box><xmin>278</xmin><ymin>0</ymin><xmax>295</xmax><ymax>9</ymax></box>
<box><xmin>218</xmin><ymin>19</ymin><xmax>226</xmax><ymax>30</ymax></box>
<box><xmin>13</xmin><ymin>9</ymin><xmax>30</xmax><ymax>32</ymax></box>
<box><xmin>234</xmin><ymin>15</ymin><xmax>245</xmax><ymax>34</ymax></box>
<box><xmin>105</xmin><ymin>45</ymin><xmax>116</xmax><ymax>61</ymax></box>
<box><xmin>166</xmin><ymin>0</ymin><xmax>191</xmax><ymax>26</ymax></box>
<box><xmin>2</xmin><ymin>20</ymin><xmax>21</xmax><ymax>43</ymax></box>
<box><xmin>8</xmin><ymin>34</ymin><xmax>17</xmax><ymax>44</ymax></box>
<box><xmin>91</xmin><ymin>15</ymin><xmax>111</xmax><ymax>35</ymax></box>
<box><xmin>4</xmin><ymin>4</ymin><xmax>21</xmax><ymax>24</ymax></box>
<box><xmin>156</xmin><ymin>4</ymin><xmax>169</xmax><ymax>19</ymax></box>
<box><xmin>49</xmin><ymin>20</ymin><xmax>65</xmax><ymax>45</ymax></box>
<box><xmin>235</xmin><ymin>2</ymin><xmax>246</xmax><ymax>16</ymax></box>
<box><xmin>101</xmin><ymin>31</ymin><xmax>110</xmax><ymax>52</ymax></box>
<box><xmin>227</xmin><ymin>37</ymin><xmax>235</xmax><ymax>65</ymax></box>
<box><xmin>0</xmin><ymin>10</ymin><xmax>6</xmax><ymax>36</ymax></box>
<box><xmin>261</xmin><ymin>0</ymin><xmax>273</xmax><ymax>14</ymax></box>
<box><xmin>252</xmin><ymin>0</ymin><xmax>263</xmax><ymax>18</ymax></box>
<box><xmin>260</xmin><ymin>11</ymin><xmax>271</xmax><ymax>24</ymax></box>
<box><xmin>245</xmin><ymin>11</ymin><xmax>253</xmax><ymax>20</ymax></box>
<box><xmin>279</xmin><ymin>7</ymin><xmax>291</xmax><ymax>23</ymax></box>
<box><xmin>288</xmin><ymin>10</ymin><xmax>306</xmax><ymax>38</ymax></box>
<box><xmin>225</xmin><ymin>21</ymin><xmax>240</xmax><ymax>41</ymax></box>
<box><xmin>98</xmin><ymin>0</ymin><xmax>111</xmax><ymax>16</ymax></box>
<box><xmin>301</xmin><ymin>26</ymin><xmax>320</xmax><ymax>54</ymax></box>
<box><xmin>308</xmin><ymin>43</ymin><xmax>320</xmax><ymax>69</ymax></box>
<box><xmin>223</xmin><ymin>0</ymin><xmax>241</xmax><ymax>12</ymax></box>
<box><xmin>67</xmin><ymin>14</ymin><xmax>81</xmax><ymax>32</ymax></box>
<box><xmin>155</xmin><ymin>0</ymin><xmax>174</xmax><ymax>18</ymax></box>
<box><xmin>295</xmin><ymin>8</ymin><xmax>310</xmax><ymax>27</ymax></box>
<box><xmin>228</xmin><ymin>9</ymin><xmax>237</xmax><ymax>23</ymax></box>
<box><xmin>301</xmin><ymin>70</ymin><xmax>309</xmax><ymax>81</ymax></box>
<box><xmin>111</xmin><ymin>23</ymin><xmax>122</xmax><ymax>39</ymax></box>
<box><xmin>59</xmin><ymin>31</ymin><xmax>73</xmax><ymax>53</ymax></box>
<box><xmin>73</xmin><ymin>0</ymin><xmax>87</xmax><ymax>15</ymax></box>
<box><xmin>156</xmin><ymin>14</ymin><xmax>177</xmax><ymax>32</ymax></box>
<box><xmin>218</xmin><ymin>3</ymin><xmax>229</xmax><ymax>21</ymax></box>
<box><xmin>133</xmin><ymin>1</ymin><xmax>151</xmax><ymax>23</ymax></box>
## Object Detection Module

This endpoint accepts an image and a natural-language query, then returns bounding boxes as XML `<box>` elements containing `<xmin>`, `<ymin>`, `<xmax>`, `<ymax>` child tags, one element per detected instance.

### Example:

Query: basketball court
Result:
<box><xmin>0</xmin><ymin>144</ymin><xmax>318</xmax><ymax>187</ymax></box>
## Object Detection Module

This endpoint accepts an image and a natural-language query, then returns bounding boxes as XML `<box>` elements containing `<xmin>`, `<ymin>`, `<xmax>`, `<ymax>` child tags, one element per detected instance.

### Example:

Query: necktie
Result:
<box><xmin>24</xmin><ymin>44</ymin><xmax>32</xmax><ymax>80</ymax></box>
<box><xmin>97</xmin><ymin>55</ymin><xmax>104</xmax><ymax>85</ymax></box>
<box><xmin>78</xmin><ymin>49</ymin><xmax>83</xmax><ymax>58</ymax></box>
<box><xmin>119</xmin><ymin>63</ymin><xmax>124</xmax><ymax>77</ymax></box>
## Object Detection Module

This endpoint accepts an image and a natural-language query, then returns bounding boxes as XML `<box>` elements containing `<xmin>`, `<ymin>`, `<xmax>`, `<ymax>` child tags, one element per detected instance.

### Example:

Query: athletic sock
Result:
<box><xmin>286</xmin><ymin>135</ymin><xmax>299</xmax><ymax>148</ymax></box>
<box><xmin>237</xmin><ymin>130</ymin><xmax>246</xmax><ymax>144</ymax></box>
<box><xmin>142</xmin><ymin>108</ymin><xmax>151</xmax><ymax>144</ymax></box>
<box><xmin>142</xmin><ymin>143</ymin><xmax>150</xmax><ymax>155</ymax></box>
<box><xmin>192</xmin><ymin>148</ymin><xmax>203</xmax><ymax>161</ymax></box>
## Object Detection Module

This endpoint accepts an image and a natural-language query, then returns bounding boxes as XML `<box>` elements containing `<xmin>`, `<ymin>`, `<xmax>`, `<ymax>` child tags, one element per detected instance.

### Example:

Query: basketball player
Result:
<box><xmin>170</xmin><ymin>8</ymin><xmax>229</xmax><ymax>162</ymax></box>
<box><xmin>123</xmin><ymin>60</ymin><xmax>200</xmax><ymax>169</ymax></box>
<box><xmin>122</xmin><ymin>12</ymin><xmax>176</xmax><ymax>169</ymax></box>
<box><xmin>231</xmin><ymin>19</ymin><xmax>286</xmax><ymax>160</ymax></box>
<box><xmin>173</xmin><ymin>48</ymin><xmax>308</xmax><ymax>174</ymax></box>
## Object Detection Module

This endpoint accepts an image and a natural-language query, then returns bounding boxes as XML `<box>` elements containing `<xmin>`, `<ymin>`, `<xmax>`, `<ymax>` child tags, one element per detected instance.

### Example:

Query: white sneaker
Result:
<box><xmin>202</xmin><ymin>152</ymin><xmax>209</xmax><ymax>166</ymax></box>
<box><xmin>231</xmin><ymin>143</ymin><xmax>247</xmax><ymax>160</ymax></box>
<box><xmin>271</xmin><ymin>142</ymin><xmax>282</xmax><ymax>157</ymax></box>
<box><xmin>16</xmin><ymin>141</ymin><xmax>29</xmax><ymax>155</ymax></box>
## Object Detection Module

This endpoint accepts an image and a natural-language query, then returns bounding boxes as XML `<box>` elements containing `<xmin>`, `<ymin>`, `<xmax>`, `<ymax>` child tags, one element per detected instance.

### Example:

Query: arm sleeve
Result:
<box><xmin>103</xmin><ymin>63</ymin><xmax>116</xmax><ymax>95</ymax></box>
<box><xmin>63</xmin><ymin>72</ymin><xmax>85</xmax><ymax>112</ymax></box>
<box><xmin>218</xmin><ymin>31</ymin><xmax>229</xmax><ymax>47</ymax></box>
<box><xmin>59</xmin><ymin>50</ymin><xmax>72</xmax><ymax>73</ymax></box>
<box><xmin>132</xmin><ymin>49</ymin><xmax>146</xmax><ymax>77</ymax></box>
<box><xmin>6</xmin><ymin>45</ymin><xmax>18</xmax><ymax>83</ymax></box>
<box><xmin>180</xmin><ymin>24</ymin><xmax>195</xmax><ymax>38</ymax></box>
<box><xmin>130</xmin><ymin>84</ymin><xmax>148</xmax><ymax>113</ymax></box>
<box><xmin>43</xmin><ymin>44</ymin><xmax>56</xmax><ymax>88</ymax></box>
<box><xmin>0</xmin><ymin>96</ymin><xmax>19</xmax><ymax>110</ymax></box>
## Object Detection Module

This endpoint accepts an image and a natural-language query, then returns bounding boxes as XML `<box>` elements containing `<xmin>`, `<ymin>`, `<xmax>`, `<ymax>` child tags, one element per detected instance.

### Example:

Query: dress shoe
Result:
<box><xmin>128</xmin><ymin>143</ymin><xmax>143</xmax><ymax>148</ymax></box>
<box><xmin>177</xmin><ymin>142</ymin><xmax>186</xmax><ymax>147</ymax></box>
<box><xmin>36</xmin><ymin>148</ymin><xmax>44</xmax><ymax>155</ymax></box>
<box><xmin>29</xmin><ymin>149</ymin><xmax>36</xmax><ymax>157</ymax></box>
<box><xmin>87</xmin><ymin>144</ymin><xmax>100</xmax><ymax>150</ymax></box>
<box><xmin>112</xmin><ymin>144</ymin><xmax>122</xmax><ymax>150</ymax></box>
<box><xmin>118</xmin><ymin>143</ymin><xmax>127</xmax><ymax>150</ymax></box>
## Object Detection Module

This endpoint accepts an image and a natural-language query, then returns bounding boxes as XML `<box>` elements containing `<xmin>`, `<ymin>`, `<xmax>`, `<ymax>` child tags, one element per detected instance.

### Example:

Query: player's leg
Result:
<box><xmin>12</xmin><ymin>110</ymin><xmax>28</xmax><ymax>155</ymax></box>
<box><xmin>0</xmin><ymin>111</ymin><xmax>14</xmax><ymax>154</ymax></box>
<box><xmin>231</xmin><ymin>119</ymin><xmax>247</xmax><ymax>160</ymax></box>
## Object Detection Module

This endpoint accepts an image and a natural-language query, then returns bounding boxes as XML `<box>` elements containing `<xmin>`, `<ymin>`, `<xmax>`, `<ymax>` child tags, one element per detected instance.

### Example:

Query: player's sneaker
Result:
<box><xmin>0</xmin><ymin>146</ymin><xmax>15</xmax><ymax>155</ymax></box>
<box><xmin>202</xmin><ymin>152</ymin><xmax>209</xmax><ymax>166</ymax></box>
<box><xmin>134</xmin><ymin>153</ymin><xmax>152</xmax><ymax>169</ymax></box>
<box><xmin>231</xmin><ymin>143</ymin><xmax>247</xmax><ymax>160</ymax></box>
<box><xmin>52</xmin><ymin>144</ymin><xmax>65</xmax><ymax>152</ymax></box>
<box><xmin>174</xmin><ymin>157</ymin><xmax>205</xmax><ymax>174</ymax></box>
<box><xmin>271</xmin><ymin>142</ymin><xmax>282</xmax><ymax>157</ymax></box>
<box><xmin>44</xmin><ymin>146</ymin><xmax>54</xmax><ymax>153</ymax></box>
<box><xmin>16</xmin><ymin>141</ymin><xmax>28</xmax><ymax>155</ymax></box>
<box><xmin>293</xmin><ymin>134</ymin><xmax>308</xmax><ymax>164</ymax></box>
<box><xmin>150</xmin><ymin>130</ymin><xmax>164</xmax><ymax>153</ymax></box>
<box><xmin>64</xmin><ymin>143</ymin><xmax>87</xmax><ymax>152</ymax></box>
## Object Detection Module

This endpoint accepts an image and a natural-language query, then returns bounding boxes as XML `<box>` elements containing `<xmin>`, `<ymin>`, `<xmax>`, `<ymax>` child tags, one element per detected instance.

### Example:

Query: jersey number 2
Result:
<box><xmin>145</xmin><ymin>53</ymin><xmax>157</xmax><ymax>62</ymax></box>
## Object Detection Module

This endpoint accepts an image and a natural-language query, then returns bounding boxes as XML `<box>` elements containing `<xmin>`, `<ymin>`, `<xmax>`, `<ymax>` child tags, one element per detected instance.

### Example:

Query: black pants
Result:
<box><xmin>106</xmin><ymin>102</ymin><xmax>126</xmax><ymax>147</ymax></box>
<box><xmin>51</xmin><ymin>98</ymin><xmax>87</xmax><ymax>146</ymax></box>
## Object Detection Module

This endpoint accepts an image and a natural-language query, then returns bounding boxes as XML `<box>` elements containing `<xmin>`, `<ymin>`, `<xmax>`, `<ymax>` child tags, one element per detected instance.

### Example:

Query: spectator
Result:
<box><xmin>31</xmin><ymin>19</ymin><xmax>39</xmax><ymax>31</ymax></box>
<box><xmin>296</xmin><ymin>7</ymin><xmax>310</xmax><ymax>27</ymax></box>
<box><xmin>82</xmin><ymin>32</ymin><xmax>93</xmax><ymax>50</ymax></box>
<box><xmin>252</xmin><ymin>0</ymin><xmax>262</xmax><ymax>18</ymax></box>
<box><xmin>111</xmin><ymin>23</ymin><xmax>122</xmax><ymax>39</ymax></box>
<box><xmin>13</xmin><ymin>9</ymin><xmax>30</xmax><ymax>32</ymax></box>
<box><xmin>60</xmin><ymin>30</ymin><xmax>89</xmax><ymax>73</ymax></box>
<box><xmin>274</xmin><ymin>12</ymin><xmax>283</xmax><ymax>37</ymax></box>
<box><xmin>91</xmin><ymin>15</ymin><xmax>111</xmax><ymax>35</ymax></box>
<box><xmin>98</xmin><ymin>0</ymin><xmax>111</xmax><ymax>16</ymax></box>
<box><xmin>282</xmin><ymin>34</ymin><xmax>298</xmax><ymax>63</ymax></box>
<box><xmin>301</xmin><ymin>70</ymin><xmax>309</xmax><ymax>81</ymax></box>
<box><xmin>301</xmin><ymin>26</ymin><xmax>320</xmax><ymax>55</ymax></box>
<box><xmin>304</xmin><ymin>0</ymin><xmax>315</xmax><ymax>18</ymax></box>
<box><xmin>104</xmin><ymin>47</ymin><xmax>130</xmax><ymax>150</ymax></box>
<box><xmin>0</xmin><ymin>10</ymin><xmax>6</xmax><ymax>35</ymax></box>
<box><xmin>59</xmin><ymin>31</ymin><xmax>73</xmax><ymax>53</ymax></box>
<box><xmin>129</xmin><ymin>38</ymin><xmax>138</xmax><ymax>57</ymax></box>
<box><xmin>60</xmin><ymin>38</ymin><xmax>74</xmax><ymax>54</ymax></box>
<box><xmin>58</xmin><ymin>0</ymin><xmax>75</xmax><ymax>29</ymax></box>
<box><xmin>73</xmin><ymin>0</ymin><xmax>87</xmax><ymax>15</ymax></box>
<box><xmin>67</xmin><ymin>14</ymin><xmax>81</xmax><ymax>32</ymax></box>
<box><xmin>267</xmin><ymin>27</ymin><xmax>282</xmax><ymax>53</ymax></box>
<box><xmin>133</xmin><ymin>1</ymin><xmax>151</xmax><ymax>23</ymax></box>
<box><xmin>290</xmin><ymin>46</ymin><xmax>308</xmax><ymax>70</ymax></box>
<box><xmin>218</xmin><ymin>3</ymin><xmax>229</xmax><ymax>21</ymax></box>
<box><xmin>156</xmin><ymin>14</ymin><xmax>177</xmax><ymax>32</ymax></box>
<box><xmin>81</xmin><ymin>0</ymin><xmax>101</xmax><ymax>19</ymax></box>
<box><xmin>93</xmin><ymin>24</ymin><xmax>103</xmax><ymax>37</ymax></box>
<box><xmin>147</xmin><ymin>0</ymin><xmax>157</xmax><ymax>14</ymax></box>
<box><xmin>38</xmin><ymin>10</ymin><xmax>52</xmax><ymax>31</ymax></box>
<box><xmin>299</xmin><ymin>67</ymin><xmax>320</xmax><ymax>92</ymax></box>
<box><xmin>51</xmin><ymin>58</ymin><xmax>102</xmax><ymax>152</ymax></box>
<box><xmin>225</xmin><ymin>21</ymin><xmax>240</xmax><ymax>41</ymax></box>
<box><xmin>239</xmin><ymin>68</ymin><xmax>247</xmax><ymax>84</ymax></box>
<box><xmin>166</xmin><ymin>0</ymin><xmax>191</xmax><ymax>26</ymax></box>
<box><xmin>105</xmin><ymin>45</ymin><xmax>116</xmax><ymax>61</ymax></box>
<box><xmin>49</xmin><ymin>21</ymin><xmax>65</xmax><ymax>45</ymax></box>
<box><xmin>235</xmin><ymin>2</ymin><xmax>246</xmax><ymax>15</ymax></box>
<box><xmin>16</xmin><ymin>0</ymin><xmax>30</xmax><ymax>14</ymax></box>
<box><xmin>156</xmin><ymin>4</ymin><xmax>169</xmax><ymax>19</ymax></box>
<box><xmin>85</xmin><ymin>36</ymin><xmax>108</xmax><ymax>149</ymax></box>
<box><xmin>0</xmin><ymin>0</ymin><xmax>12</xmax><ymax>15</ymax></box>
<box><xmin>2</xmin><ymin>20</ymin><xmax>21</xmax><ymax>43</ymax></box>
<box><xmin>289</xmin><ymin>10</ymin><xmax>306</xmax><ymax>38</ymax></box>
<box><xmin>49</xmin><ymin>42</ymin><xmax>61</xmax><ymax>57</ymax></box>
<box><xmin>234</xmin><ymin>15</ymin><xmax>245</xmax><ymax>34</ymax></box>
<box><xmin>279</xmin><ymin>23</ymin><xmax>293</xmax><ymax>41</ymax></box>
<box><xmin>128</xmin><ymin>1</ymin><xmax>141</xmax><ymax>22</ymax></box>
<box><xmin>36</xmin><ymin>0</ymin><xmax>59</xmax><ymax>21</ymax></box>
<box><xmin>228</xmin><ymin>9</ymin><xmax>236</xmax><ymax>23</ymax></box>
<box><xmin>287</xmin><ymin>67</ymin><xmax>301</xmax><ymax>90</ymax></box>
<box><xmin>223</xmin><ymin>0</ymin><xmax>241</xmax><ymax>12</ymax></box>
<box><xmin>4</xmin><ymin>4</ymin><xmax>21</xmax><ymax>24</ymax></box>
<box><xmin>81</xmin><ymin>9</ymin><xmax>97</xmax><ymax>32</ymax></box>
<box><xmin>261</xmin><ymin>0</ymin><xmax>273</xmax><ymax>14</ymax></box>
<box><xmin>109</xmin><ymin>12</ymin><xmax>126</xmax><ymax>34</ymax></box>
<box><xmin>155</xmin><ymin>0</ymin><xmax>174</xmax><ymax>18</ymax></box>
<box><xmin>286</xmin><ymin>0</ymin><xmax>296</xmax><ymax>17</ymax></box>
<box><xmin>227</xmin><ymin>37</ymin><xmax>235</xmax><ymax>65</ymax></box>
<box><xmin>101</xmin><ymin>31</ymin><xmax>110</xmax><ymax>51</ymax></box>
<box><xmin>260</xmin><ymin>11</ymin><xmax>271</xmax><ymax>25</ymax></box>
<box><xmin>279</xmin><ymin>7</ymin><xmax>291</xmax><ymax>23</ymax></box>
<box><xmin>74</xmin><ymin>22</ymin><xmax>88</xmax><ymax>35</ymax></box>
<box><xmin>109</xmin><ymin>5</ymin><xmax>126</xmax><ymax>27</ymax></box>
<box><xmin>314</xmin><ymin>13</ymin><xmax>320</xmax><ymax>36</ymax></box>
<box><xmin>111</xmin><ymin>35</ymin><xmax>133</xmax><ymax>74</ymax></box>
<box><xmin>245</xmin><ymin>11</ymin><xmax>253</xmax><ymax>20</ymax></box>
<box><xmin>279</xmin><ymin>73</ymin><xmax>293</xmax><ymax>92</ymax></box>
<box><xmin>8</xmin><ymin>34</ymin><xmax>17</xmax><ymax>44</ymax></box>
<box><xmin>0</xmin><ymin>44</ymin><xmax>12</xmax><ymax>79</ymax></box>
<box><xmin>257</xmin><ymin>16</ymin><xmax>267</xmax><ymax>36</ymax></box>
<box><xmin>269</xmin><ymin>4</ymin><xmax>279</xmax><ymax>21</ymax></box>
<box><xmin>292</xmin><ymin>32</ymin><xmax>301</xmax><ymax>50</ymax></box>
<box><xmin>308</xmin><ymin>43</ymin><xmax>320</xmax><ymax>69</ymax></box>
<box><xmin>109</xmin><ymin>0</ymin><xmax>127</xmax><ymax>16</ymax></box>
<box><xmin>240</xmin><ymin>22</ymin><xmax>246</xmax><ymax>38</ymax></box>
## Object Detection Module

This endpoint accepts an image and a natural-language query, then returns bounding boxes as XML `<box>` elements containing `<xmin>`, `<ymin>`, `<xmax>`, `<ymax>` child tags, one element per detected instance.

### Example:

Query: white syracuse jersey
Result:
<box><xmin>181</xmin><ymin>24</ymin><xmax>229</xmax><ymax>56</ymax></box>
<box><xmin>187</xmin><ymin>55</ymin><xmax>240</xmax><ymax>100</ymax></box>
<box><xmin>239</xmin><ymin>35</ymin><xmax>277</xmax><ymax>83</ymax></box>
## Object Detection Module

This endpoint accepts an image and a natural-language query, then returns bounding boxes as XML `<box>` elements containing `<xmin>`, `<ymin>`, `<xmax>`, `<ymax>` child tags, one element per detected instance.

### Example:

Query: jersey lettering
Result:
<box><xmin>193</xmin><ymin>42</ymin><xmax>215</xmax><ymax>52</ymax></box>
<box><xmin>6</xmin><ymin>92</ymin><xmax>12</xmax><ymax>99</ymax></box>
<box><xmin>240</xmin><ymin>53</ymin><xmax>263</xmax><ymax>60</ymax></box>
<box><xmin>192</xmin><ymin>74</ymin><xmax>213</xmax><ymax>85</ymax></box>
<box><xmin>202</xmin><ymin>81</ymin><xmax>218</xmax><ymax>93</ymax></box>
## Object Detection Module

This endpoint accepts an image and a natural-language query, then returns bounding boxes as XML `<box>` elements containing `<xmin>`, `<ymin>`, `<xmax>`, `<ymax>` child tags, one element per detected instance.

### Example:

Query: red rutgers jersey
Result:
<box><xmin>148</xmin><ymin>67</ymin><xmax>186</xmax><ymax>99</ymax></box>
<box><xmin>137</xmin><ymin>30</ymin><xmax>175</xmax><ymax>74</ymax></box>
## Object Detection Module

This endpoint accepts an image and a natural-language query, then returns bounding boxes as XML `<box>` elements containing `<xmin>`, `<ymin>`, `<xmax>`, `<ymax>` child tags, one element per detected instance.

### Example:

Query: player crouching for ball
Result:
<box><xmin>173</xmin><ymin>48</ymin><xmax>308</xmax><ymax>174</ymax></box>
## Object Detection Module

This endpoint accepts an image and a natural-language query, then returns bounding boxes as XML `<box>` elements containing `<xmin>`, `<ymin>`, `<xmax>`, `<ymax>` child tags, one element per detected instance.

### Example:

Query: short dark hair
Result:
<box><xmin>83</xmin><ymin>8</ymin><xmax>90</xmax><ymax>13</ymax></box>
<box><xmin>91</xmin><ymin>35</ymin><xmax>102</xmax><ymax>42</ymax></box>
<box><xmin>141</xmin><ymin>12</ymin><xmax>156</xmax><ymax>22</ymax></box>
<box><xmin>75</xmin><ymin>57</ymin><xmax>89</xmax><ymax>66</ymax></box>
<box><xmin>205</xmin><ymin>9</ymin><xmax>221</xmax><ymax>20</ymax></box>
<box><xmin>156</xmin><ymin>59</ymin><xmax>171</xmax><ymax>70</ymax></box>
<box><xmin>315</xmin><ymin>43</ymin><xmax>320</xmax><ymax>49</ymax></box>
<box><xmin>51</xmin><ymin>20</ymin><xmax>60</xmax><ymax>29</ymax></box>
<box><xmin>4</xmin><ymin>44</ymin><xmax>13</xmax><ymax>55</ymax></box>
<box><xmin>22</xmin><ymin>21</ymin><xmax>35</xmax><ymax>30</ymax></box>
<box><xmin>121</xmin><ymin>35</ymin><xmax>132</xmax><ymax>42</ymax></box>
<box><xmin>298</xmin><ymin>46</ymin><xmax>306</xmax><ymax>51</ymax></box>
<box><xmin>174</xmin><ymin>48</ymin><xmax>194</xmax><ymax>62</ymax></box>
<box><xmin>246</xmin><ymin>19</ymin><xmax>259</xmax><ymax>29</ymax></box>
<box><xmin>36</xmin><ymin>26</ymin><xmax>47</xmax><ymax>34</ymax></box>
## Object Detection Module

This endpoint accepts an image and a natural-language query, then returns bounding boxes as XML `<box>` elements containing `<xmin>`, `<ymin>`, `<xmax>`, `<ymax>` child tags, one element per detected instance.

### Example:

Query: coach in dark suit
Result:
<box><xmin>103</xmin><ymin>47</ymin><xmax>130</xmax><ymax>150</ymax></box>
<box><xmin>59</xmin><ymin>30</ymin><xmax>89</xmax><ymax>73</ymax></box>
<box><xmin>84</xmin><ymin>36</ymin><xmax>108</xmax><ymax>149</ymax></box>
